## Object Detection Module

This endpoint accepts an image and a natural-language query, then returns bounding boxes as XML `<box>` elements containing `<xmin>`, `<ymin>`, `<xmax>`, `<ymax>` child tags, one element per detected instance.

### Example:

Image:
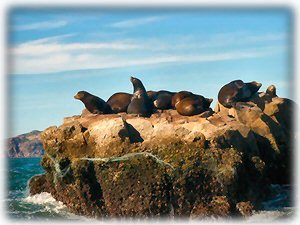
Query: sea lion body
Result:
<box><xmin>74</xmin><ymin>91</ymin><xmax>112</xmax><ymax>114</ymax></box>
<box><xmin>171</xmin><ymin>91</ymin><xmax>194</xmax><ymax>108</ymax></box>
<box><xmin>148</xmin><ymin>90</ymin><xmax>175</xmax><ymax>110</ymax></box>
<box><xmin>147</xmin><ymin>91</ymin><xmax>158</xmax><ymax>101</ymax></box>
<box><xmin>127</xmin><ymin>76</ymin><xmax>152</xmax><ymax>117</ymax></box>
<box><xmin>176</xmin><ymin>95</ymin><xmax>213</xmax><ymax>116</ymax></box>
<box><xmin>107</xmin><ymin>92</ymin><xmax>132</xmax><ymax>113</ymax></box>
<box><xmin>218</xmin><ymin>80</ymin><xmax>262</xmax><ymax>108</ymax></box>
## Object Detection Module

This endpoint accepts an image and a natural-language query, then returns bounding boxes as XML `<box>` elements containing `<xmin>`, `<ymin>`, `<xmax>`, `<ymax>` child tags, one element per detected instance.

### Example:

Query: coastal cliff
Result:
<box><xmin>8</xmin><ymin>130</ymin><xmax>43</xmax><ymax>158</ymax></box>
<box><xmin>29</xmin><ymin>86</ymin><xmax>294</xmax><ymax>218</ymax></box>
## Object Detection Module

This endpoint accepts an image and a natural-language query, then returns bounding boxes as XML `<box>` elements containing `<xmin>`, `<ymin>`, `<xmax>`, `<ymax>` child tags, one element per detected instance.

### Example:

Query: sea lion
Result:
<box><xmin>107</xmin><ymin>92</ymin><xmax>132</xmax><ymax>113</ymax></box>
<box><xmin>175</xmin><ymin>95</ymin><xmax>213</xmax><ymax>116</ymax></box>
<box><xmin>127</xmin><ymin>76</ymin><xmax>152</xmax><ymax>117</ymax></box>
<box><xmin>148</xmin><ymin>90</ymin><xmax>175</xmax><ymax>110</ymax></box>
<box><xmin>171</xmin><ymin>91</ymin><xmax>194</xmax><ymax>108</ymax></box>
<box><xmin>147</xmin><ymin>90</ymin><xmax>158</xmax><ymax>101</ymax></box>
<box><xmin>218</xmin><ymin>80</ymin><xmax>262</xmax><ymax>108</ymax></box>
<box><xmin>74</xmin><ymin>91</ymin><xmax>112</xmax><ymax>114</ymax></box>
<box><xmin>266</xmin><ymin>85</ymin><xmax>277</xmax><ymax>97</ymax></box>
<box><xmin>154</xmin><ymin>91</ymin><xmax>175</xmax><ymax>110</ymax></box>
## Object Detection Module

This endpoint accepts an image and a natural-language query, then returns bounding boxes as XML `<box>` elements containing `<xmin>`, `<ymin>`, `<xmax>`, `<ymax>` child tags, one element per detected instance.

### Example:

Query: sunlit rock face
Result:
<box><xmin>29</xmin><ymin>85</ymin><xmax>294</xmax><ymax>219</ymax></box>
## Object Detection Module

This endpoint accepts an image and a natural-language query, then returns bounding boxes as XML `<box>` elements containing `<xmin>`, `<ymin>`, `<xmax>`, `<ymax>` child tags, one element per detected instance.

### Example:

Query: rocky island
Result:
<box><xmin>29</xmin><ymin>85</ymin><xmax>294</xmax><ymax>219</ymax></box>
<box><xmin>8</xmin><ymin>130</ymin><xmax>43</xmax><ymax>158</ymax></box>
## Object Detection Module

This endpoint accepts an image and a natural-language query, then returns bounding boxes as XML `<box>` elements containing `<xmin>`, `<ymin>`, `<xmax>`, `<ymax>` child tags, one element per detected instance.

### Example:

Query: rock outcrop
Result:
<box><xmin>29</xmin><ymin>86</ymin><xmax>294</xmax><ymax>219</ymax></box>
<box><xmin>7</xmin><ymin>130</ymin><xmax>43</xmax><ymax>158</ymax></box>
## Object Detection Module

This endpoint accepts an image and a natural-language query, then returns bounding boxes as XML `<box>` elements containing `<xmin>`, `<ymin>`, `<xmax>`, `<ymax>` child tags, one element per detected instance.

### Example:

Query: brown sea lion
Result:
<box><xmin>171</xmin><ymin>91</ymin><xmax>194</xmax><ymax>108</ymax></box>
<box><xmin>175</xmin><ymin>95</ymin><xmax>213</xmax><ymax>116</ymax></box>
<box><xmin>154</xmin><ymin>91</ymin><xmax>175</xmax><ymax>110</ymax></box>
<box><xmin>266</xmin><ymin>85</ymin><xmax>277</xmax><ymax>97</ymax></box>
<box><xmin>218</xmin><ymin>80</ymin><xmax>262</xmax><ymax>108</ymax></box>
<box><xmin>147</xmin><ymin>90</ymin><xmax>158</xmax><ymax>101</ymax></box>
<box><xmin>74</xmin><ymin>91</ymin><xmax>112</xmax><ymax>114</ymax></box>
<box><xmin>107</xmin><ymin>92</ymin><xmax>132</xmax><ymax>113</ymax></box>
<box><xmin>127</xmin><ymin>76</ymin><xmax>152</xmax><ymax>117</ymax></box>
<box><xmin>148</xmin><ymin>90</ymin><xmax>175</xmax><ymax>110</ymax></box>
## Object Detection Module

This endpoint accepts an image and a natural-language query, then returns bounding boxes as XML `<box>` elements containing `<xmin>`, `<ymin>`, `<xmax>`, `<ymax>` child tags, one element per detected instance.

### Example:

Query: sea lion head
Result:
<box><xmin>246</xmin><ymin>81</ymin><xmax>262</xmax><ymax>95</ymax></box>
<box><xmin>204</xmin><ymin>98</ymin><xmax>213</xmax><ymax>109</ymax></box>
<box><xmin>130</xmin><ymin>76</ymin><xmax>135</xmax><ymax>83</ymax></box>
<box><xmin>266</xmin><ymin>84</ymin><xmax>277</xmax><ymax>97</ymax></box>
<box><xmin>130</xmin><ymin>76</ymin><xmax>142</xmax><ymax>86</ymax></box>
<box><xmin>130</xmin><ymin>76</ymin><xmax>146</xmax><ymax>95</ymax></box>
<box><xmin>196</xmin><ymin>96</ymin><xmax>213</xmax><ymax>110</ymax></box>
<box><xmin>252</xmin><ymin>81</ymin><xmax>262</xmax><ymax>88</ymax></box>
<box><xmin>74</xmin><ymin>91</ymin><xmax>90</xmax><ymax>100</ymax></box>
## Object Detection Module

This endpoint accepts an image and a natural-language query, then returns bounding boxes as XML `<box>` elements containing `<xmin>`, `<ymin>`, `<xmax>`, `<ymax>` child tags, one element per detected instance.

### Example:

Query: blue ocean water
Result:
<box><xmin>6</xmin><ymin>157</ymin><xmax>85</xmax><ymax>220</ymax></box>
<box><xmin>6</xmin><ymin>157</ymin><xmax>293</xmax><ymax>221</ymax></box>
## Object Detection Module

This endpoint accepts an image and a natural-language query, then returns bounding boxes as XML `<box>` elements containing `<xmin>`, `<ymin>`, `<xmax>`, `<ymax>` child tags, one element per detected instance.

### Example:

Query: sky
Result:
<box><xmin>8</xmin><ymin>8</ymin><xmax>293</xmax><ymax>137</ymax></box>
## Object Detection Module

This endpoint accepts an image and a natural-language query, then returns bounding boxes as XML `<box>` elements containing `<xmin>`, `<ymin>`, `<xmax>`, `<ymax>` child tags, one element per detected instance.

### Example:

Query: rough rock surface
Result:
<box><xmin>29</xmin><ymin>86</ymin><xmax>294</xmax><ymax>219</ymax></box>
<box><xmin>7</xmin><ymin>130</ymin><xmax>43</xmax><ymax>158</ymax></box>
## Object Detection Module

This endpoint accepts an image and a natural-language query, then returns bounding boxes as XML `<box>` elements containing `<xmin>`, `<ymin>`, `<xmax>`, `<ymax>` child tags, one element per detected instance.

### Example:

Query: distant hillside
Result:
<box><xmin>7</xmin><ymin>130</ymin><xmax>44</xmax><ymax>158</ymax></box>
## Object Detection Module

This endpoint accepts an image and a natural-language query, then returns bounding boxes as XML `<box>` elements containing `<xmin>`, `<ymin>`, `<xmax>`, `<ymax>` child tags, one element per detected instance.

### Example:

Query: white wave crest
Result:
<box><xmin>247</xmin><ymin>208</ymin><xmax>294</xmax><ymax>222</ymax></box>
<box><xmin>22</xmin><ymin>192</ymin><xmax>91</xmax><ymax>220</ymax></box>
<box><xmin>23</xmin><ymin>192</ymin><xmax>67</xmax><ymax>214</ymax></box>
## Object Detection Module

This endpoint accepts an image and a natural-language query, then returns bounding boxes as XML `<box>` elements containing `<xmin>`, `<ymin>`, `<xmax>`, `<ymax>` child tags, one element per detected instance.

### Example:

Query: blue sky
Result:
<box><xmin>8</xmin><ymin>8</ymin><xmax>292</xmax><ymax>137</ymax></box>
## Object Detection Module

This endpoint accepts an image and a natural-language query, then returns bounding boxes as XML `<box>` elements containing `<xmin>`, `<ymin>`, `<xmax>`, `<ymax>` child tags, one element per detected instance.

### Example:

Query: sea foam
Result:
<box><xmin>22</xmin><ymin>192</ymin><xmax>92</xmax><ymax>220</ymax></box>
<box><xmin>24</xmin><ymin>192</ymin><xmax>65</xmax><ymax>208</ymax></box>
<box><xmin>247</xmin><ymin>208</ymin><xmax>294</xmax><ymax>222</ymax></box>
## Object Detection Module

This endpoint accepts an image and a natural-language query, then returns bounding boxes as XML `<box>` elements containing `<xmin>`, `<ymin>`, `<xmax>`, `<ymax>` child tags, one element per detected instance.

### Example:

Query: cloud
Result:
<box><xmin>24</xmin><ymin>33</ymin><xmax>76</xmax><ymax>45</ymax></box>
<box><xmin>12</xmin><ymin>42</ymin><xmax>141</xmax><ymax>56</ymax></box>
<box><xmin>205</xmin><ymin>32</ymin><xmax>287</xmax><ymax>47</ymax></box>
<box><xmin>110</xmin><ymin>16</ymin><xmax>163</xmax><ymax>28</ymax></box>
<box><xmin>11</xmin><ymin>34</ymin><xmax>141</xmax><ymax>56</ymax></box>
<box><xmin>9</xmin><ymin>31</ymin><xmax>287</xmax><ymax>75</ymax></box>
<box><xmin>135</xmin><ymin>32</ymin><xmax>288</xmax><ymax>51</ymax></box>
<box><xmin>13</xmin><ymin>20</ymin><xmax>68</xmax><ymax>31</ymax></box>
<box><xmin>10</xmin><ymin>46</ymin><xmax>284</xmax><ymax>75</ymax></box>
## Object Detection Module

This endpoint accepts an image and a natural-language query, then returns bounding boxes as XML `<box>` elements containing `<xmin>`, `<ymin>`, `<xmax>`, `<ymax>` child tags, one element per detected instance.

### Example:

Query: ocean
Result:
<box><xmin>6</xmin><ymin>157</ymin><xmax>294</xmax><ymax>221</ymax></box>
<box><xmin>6</xmin><ymin>157</ymin><xmax>86</xmax><ymax>221</ymax></box>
